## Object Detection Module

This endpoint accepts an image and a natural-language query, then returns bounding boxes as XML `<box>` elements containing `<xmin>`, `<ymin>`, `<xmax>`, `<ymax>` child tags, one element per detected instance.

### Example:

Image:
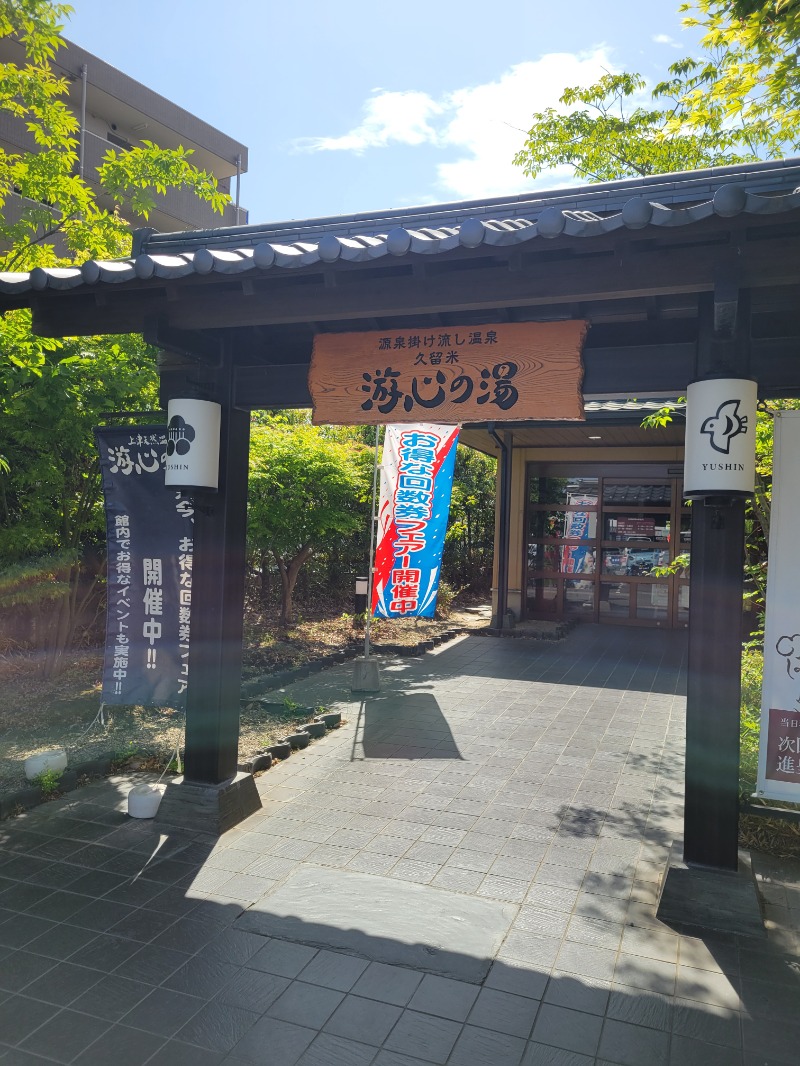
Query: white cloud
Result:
<box><xmin>435</xmin><ymin>51</ymin><xmax>614</xmax><ymax>199</ymax></box>
<box><xmin>294</xmin><ymin>49</ymin><xmax>617</xmax><ymax>201</ymax></box>
<box><xmin>652</xmin><ymin>33</ymin><xmax>678</xmax><ymax>45</ymax></box>
<box><xmin>294</xmin><ymin>90</ymin><xmax>443</xmax><ymax>154</ymax></box>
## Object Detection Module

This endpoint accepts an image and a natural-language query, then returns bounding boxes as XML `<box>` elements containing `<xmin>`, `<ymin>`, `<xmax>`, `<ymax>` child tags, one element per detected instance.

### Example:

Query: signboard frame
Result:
<box><xmin>310</xmin><ymin>321</ymin><xmax>588</xmax><ymax>426</ymax></box>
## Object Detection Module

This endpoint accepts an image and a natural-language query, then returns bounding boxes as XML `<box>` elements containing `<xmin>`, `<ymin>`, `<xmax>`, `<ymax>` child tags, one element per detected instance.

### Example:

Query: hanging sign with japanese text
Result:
<box><xmin>96</xmin><ymin>426</ymin><xmax>193</xmax><ymax>709</ymax></box>
<box><xmin>373</xmin><ymin>424</ymin><xmax>459</xmax><ymax>618</ymax></box>
<box><xmin>309</xmin><ymin>321</ymin><xmax>588</xmax><ymax>425</ymax></box>
<box><xmin>758</xmin><ymin>411</ymin><xmax>800</xmax><ymax>803</ymax></box>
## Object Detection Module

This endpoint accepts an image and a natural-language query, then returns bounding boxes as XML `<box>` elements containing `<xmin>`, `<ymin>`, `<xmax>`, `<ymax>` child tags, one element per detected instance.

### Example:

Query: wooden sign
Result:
<box><xmin>309</xmin><ymin>320</ymin><xmax>588</xmax><ymax>425</ymax></box>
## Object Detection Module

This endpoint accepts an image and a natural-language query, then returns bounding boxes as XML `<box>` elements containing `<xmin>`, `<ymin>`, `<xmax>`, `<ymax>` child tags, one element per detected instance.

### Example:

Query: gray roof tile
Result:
<box><xmin>2</xmin><ymin>158</ymin><xmax>800</xmax><ymax>298</ymax></box>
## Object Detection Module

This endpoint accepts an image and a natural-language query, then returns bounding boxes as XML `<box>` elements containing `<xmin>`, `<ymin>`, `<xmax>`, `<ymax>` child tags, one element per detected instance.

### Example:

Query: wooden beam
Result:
<box><xmin>230</xmin><ymin>334</ymin><xmax>800</xmax><ymax>409</ymax></box>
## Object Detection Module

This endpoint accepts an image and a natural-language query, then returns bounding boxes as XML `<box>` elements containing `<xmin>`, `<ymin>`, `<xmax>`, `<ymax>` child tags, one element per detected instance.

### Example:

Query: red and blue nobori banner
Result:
<box><xmin>372</xmin><ymin>424</ymin><xmax>460</xmax><ymax>618</ymax></box>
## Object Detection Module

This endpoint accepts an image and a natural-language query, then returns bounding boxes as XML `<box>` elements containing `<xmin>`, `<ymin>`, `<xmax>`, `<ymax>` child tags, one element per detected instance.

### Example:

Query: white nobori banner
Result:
<box><xmin>757</xmin><ymin>410</ymin><xmax>800</xmax><ymax>803</ymax></box>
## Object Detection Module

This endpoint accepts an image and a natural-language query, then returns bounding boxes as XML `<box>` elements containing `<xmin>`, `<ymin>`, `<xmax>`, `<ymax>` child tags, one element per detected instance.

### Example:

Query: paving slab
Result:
<box><xmin>3</xmin><ymin>626</ymin><xmax>800</xmax><ymax>1066</ymax></box>
<box><xmin>237</xmin><ymin>866</ymin><xmax>516</xmax><ymax>982</ymax></box>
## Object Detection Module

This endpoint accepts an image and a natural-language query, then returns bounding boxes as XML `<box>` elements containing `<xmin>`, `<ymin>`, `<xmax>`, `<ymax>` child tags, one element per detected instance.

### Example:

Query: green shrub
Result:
<box><xmin>740</xmin><ymin>647</ymin><xmax>763</xmax><ymax>797</ymax></box>
<box><xmin>35</xmin><ymin>768</ymin><xmax>63</xmax><ymax>796</ymax></box>
<box><xmin>435</xmin><ymin>580</ymin><xmax>463</xmax><ymax>619</ymax></box>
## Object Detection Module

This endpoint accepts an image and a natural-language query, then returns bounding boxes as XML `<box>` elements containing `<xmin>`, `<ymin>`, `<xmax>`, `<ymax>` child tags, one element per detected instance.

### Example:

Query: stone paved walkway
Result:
<box><xmin>1</xmin><ymin>627</ymin><xmax>799</xmax><ymax>1065</ymax></box>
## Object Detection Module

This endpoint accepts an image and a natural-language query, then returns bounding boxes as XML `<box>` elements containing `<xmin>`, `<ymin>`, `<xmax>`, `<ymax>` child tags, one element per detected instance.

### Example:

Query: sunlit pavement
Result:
<box><xmin>1</xmin><ymin>627</ymin><xmax>799</xmax><ymax>1065</ymax></box>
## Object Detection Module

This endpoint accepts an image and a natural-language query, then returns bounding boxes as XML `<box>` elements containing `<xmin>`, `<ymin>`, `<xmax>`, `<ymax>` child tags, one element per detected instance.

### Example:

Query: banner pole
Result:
<box><xmin>364</xmin><ymin>425</ymin><xmax>380</xmax><ymax>661</ymax></box>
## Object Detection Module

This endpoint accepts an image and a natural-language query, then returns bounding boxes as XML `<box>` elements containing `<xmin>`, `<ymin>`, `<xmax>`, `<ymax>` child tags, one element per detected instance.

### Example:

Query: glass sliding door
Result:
<box><xmin>525</xmin><ymin>466</ymin><xmax>690</xmax><ymax>628</ymax></box>
<box><xmin>525</xmin><ymin>474</ymin><xmax>599</xmax><ymax>622</ymax></box>
<box><xmin>600</xmin><ymin>480</ymin><xmax>672</xmax><ymax>625</ymax></box>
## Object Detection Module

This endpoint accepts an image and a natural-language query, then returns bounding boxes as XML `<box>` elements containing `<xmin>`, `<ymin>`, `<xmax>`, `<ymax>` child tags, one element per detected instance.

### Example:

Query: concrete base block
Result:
<box><xmin>657</xmin><ymin>849</ymin><xmax>766</xmax><ymax>939</ymax></box>
<box><xmin>154</xmin><ymin>771</ymin><xmax>261</xmax><ymax>835</ymax></box>
<box><xmin>351</xmin><ymin>657</ymin><xmax>381</xmax><ymax>692</ymax></box>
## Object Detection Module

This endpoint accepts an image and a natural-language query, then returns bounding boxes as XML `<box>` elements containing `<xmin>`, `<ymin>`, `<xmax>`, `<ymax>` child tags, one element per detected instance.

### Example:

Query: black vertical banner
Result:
<box><xmin>95</xmin><ymin>426</ymin><xmax>193</xmax><ymax>708</ymax></box>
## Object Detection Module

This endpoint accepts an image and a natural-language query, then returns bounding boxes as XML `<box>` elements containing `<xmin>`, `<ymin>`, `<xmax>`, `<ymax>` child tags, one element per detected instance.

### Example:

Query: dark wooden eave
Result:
<box><xmin>1</xmin><ymin>157</ymin><xmax>799</xmax><ymax>406</ymax></box>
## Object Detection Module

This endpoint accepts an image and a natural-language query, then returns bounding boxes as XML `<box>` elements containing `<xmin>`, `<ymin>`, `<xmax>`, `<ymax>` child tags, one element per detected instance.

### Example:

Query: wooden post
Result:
<box><xmin>489</xmin><ymin>428</ymin><xmax>513</xmax><ymax>629</ymax></box>
<box><xmin>156</xmin><ymin>355</ymin><xmax>259</xmax><ymax>832</ymax></box>
<box><xmin>683</xmin><ymin>287</ymin><xmax>749</xmax><ymax>869</ymax></box>
<box><xmin>684</xmin><ymin>497</ymin><xmax>745</xmax><ymax>869</ymax></box>
<box><xmin>182</xmin><ymin>365</ymin><xmax>249</xmax><ymax>784</ymax></box>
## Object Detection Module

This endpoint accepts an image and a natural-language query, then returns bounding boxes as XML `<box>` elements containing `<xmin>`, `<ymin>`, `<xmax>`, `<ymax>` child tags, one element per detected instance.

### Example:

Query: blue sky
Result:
<box><xmin>64</xmin><ymin>0</ymin><xmax>704</xmax><ymax>226</ymax></box>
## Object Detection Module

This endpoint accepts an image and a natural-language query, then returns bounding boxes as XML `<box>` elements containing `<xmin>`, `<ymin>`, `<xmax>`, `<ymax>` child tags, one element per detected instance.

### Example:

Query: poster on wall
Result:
<box><xmin>95</xmin><ymin>426</ymin><xmax>193</xmax><ymax>708</ymax></box>
<box><xmin>561</xmin><ymin>493</ymin><xmax>598</xmax><ymax>576</ymax></box>
<box><xmin>372</xmin><ymin>424</ymin><xmax>459</xmax><ymax>618</ymax></box>
<box><xmin>758</xmin><ymin>411</ymin><xmax>800</xmax><ymax>803</ymax></box>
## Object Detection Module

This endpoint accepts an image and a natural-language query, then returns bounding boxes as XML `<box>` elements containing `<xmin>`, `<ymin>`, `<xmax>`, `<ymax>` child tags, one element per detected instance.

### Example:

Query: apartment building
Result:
<box><xmin>0</xmin><ymin>35</ymin><xmax>248</xmax><ymax>234</ymax></box>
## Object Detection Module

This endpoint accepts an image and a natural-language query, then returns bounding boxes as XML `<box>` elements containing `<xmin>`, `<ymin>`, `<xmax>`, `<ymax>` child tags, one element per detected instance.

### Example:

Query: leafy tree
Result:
<box><xmin>668</xmin><ymin>1</ymin><xmax>800</xmax><ymax>156</ymax></box>
<box><xmin>0</xmin><ymin>336</ymin><xmax>159</xmax><ymax>671</ymax></box>
<box><xmin>443</xmin><ymin>445</ymin><xmax>496</xmax><ymax>593</ymax></box>
<box><xmin>512</xmin><ymin>71</ymin><xmax>750</xmax><ymax>183</ymax></box>
<box><xmin>0</xmin><ymin>0</ymin><xmax>227</xmax><ymax>673</ymax></box>
<box><xmin>0</xmin><ymin>1</ymin><xmax>225</xmax><ymax>288</ymax></box>
<box><xmin>513</xmin><ymin>1</ymin><xmax>800</xmax><ymax>184</ymax></box>
<box><xmin>513</xmin><ymin>0</ymin><xmax>800</xmax><ymax>649</ymax></box>
<box><xmin>248</xmin><ymin>417</ymin><xmax>372</xmax><ymax>626</ymax></box>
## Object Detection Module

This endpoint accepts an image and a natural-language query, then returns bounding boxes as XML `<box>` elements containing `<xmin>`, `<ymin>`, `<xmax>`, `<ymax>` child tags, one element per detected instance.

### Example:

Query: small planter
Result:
<box><xmin>267</xmin><ymin>741</ymin><xmax>292</xmax><ymax>760</ymax></box>
<box><xmin>77</xmin><ymin>756</ymin><xmax>114</xmax><ymax>777</ymax></box>
<box><xmin>58</xmin><ymin>770</ymin><xmax>79</xmax><ymax>793</ymax></box>
<box><xmin>300</xmin><ymin>720</ymin><xmax>327</xmax><ymax>740</ymax></box>
<box><xmin>24</xmin><ymin>748</ymin><xmax>68</xmax><ymax>781</ymax></box>
<box><xmin>251</xmin><ymin>752</ymin><xmax>273</xmax><ymax>772</ymax></box>
<box><xmin>319</xmin><ymin>711</ymin><xmax>342</xmax><ymax>729</ymax></box>
<box><xmin>284</xmin><ymin>730</ymin><xmax>310</xmax><ymax>750</ymax></box>
<box><xmin>8</xmin><ymin>785</ymin><xmax>44</xmax><ymax>813</ymax></box>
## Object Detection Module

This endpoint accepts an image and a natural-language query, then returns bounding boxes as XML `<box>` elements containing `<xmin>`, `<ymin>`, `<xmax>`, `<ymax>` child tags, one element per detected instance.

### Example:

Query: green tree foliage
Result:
<box><xmin>669</xmin><ymin>1</ymin><xmax>800</xmax><ymax>157</ymax></box>
<box><xmin>513</xmin><ymin>1</ymin><xmax>800</xmax><ymax>183</ymax></box>
<box><xmin>0</xmin><ymin>1</ymin><xmax>224</xmax><ymax>285</ymax></box>
<box><xmin>513</xmin><ymin>71</ymin><xmax>749</xmax><ymax>183</ymax></box>
<box><xmin>513</xmin><ymin>0</ymin><xmax>800</xmax><ymax>647</ymax></box>
<box><xmin>0</xmin><ymin>1</ymin><xmax>227</xmax><ymax>672</ymax></box>
<box><xmin>248</xmin><ymin>416</ymin><xmax>373</xmax><ymax>626</ymax></box>
<box><xmin>443</xmin><ymin>445</ymin><xmax>496</xmax><ymax>593</ymax></box>
<box><xmin>0</xmin><ymin>337</ymin><xmax>159</xmax><ymax>671</ymax></box>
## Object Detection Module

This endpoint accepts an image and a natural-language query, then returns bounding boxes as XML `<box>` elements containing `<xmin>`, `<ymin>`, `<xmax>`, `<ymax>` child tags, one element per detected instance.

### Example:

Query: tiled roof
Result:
<box><xmin>2</xmin><ymin>158</ymin><xmax>799</xmax><ymax>299</ymax></box>
<box><xmin>584</xmin><ymin>399</ymin><xmax>685</xmax><ymax>414</ymax></box>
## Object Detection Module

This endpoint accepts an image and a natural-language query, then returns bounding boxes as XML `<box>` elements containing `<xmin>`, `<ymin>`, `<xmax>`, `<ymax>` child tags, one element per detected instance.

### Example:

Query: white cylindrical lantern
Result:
<box><xmin>127</xmin><ymin>782</ymin><xmax>164</xmax><ymax>819</ymax></box>
<box><xmin>164</xmin><ymin>398</ymin><xmax>221</xmax><ymax>491</ymax></box>
<box><xmin>683</xmin><ymin>378</ymin><xmax>757</xmax><ymax>499</ymax></box>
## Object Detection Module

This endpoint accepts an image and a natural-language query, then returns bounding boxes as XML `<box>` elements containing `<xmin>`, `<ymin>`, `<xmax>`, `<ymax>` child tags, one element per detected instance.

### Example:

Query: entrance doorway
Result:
<box><xmin>524</xmin><ymin>464</ymin><xmax>690</xmax><ymax>627</ymax></box>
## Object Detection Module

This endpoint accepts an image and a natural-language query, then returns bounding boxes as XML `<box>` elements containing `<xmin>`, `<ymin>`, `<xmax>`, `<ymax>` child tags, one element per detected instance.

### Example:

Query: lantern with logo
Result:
<box><xmin>164</xmin><ymin>398</ymin><xmax>221</xmax><ymax>492</ymax></box>
<box><xmin>683</xmin><ymin>379</ymin><xmax>757</xmax><ymax>500</ymax></box>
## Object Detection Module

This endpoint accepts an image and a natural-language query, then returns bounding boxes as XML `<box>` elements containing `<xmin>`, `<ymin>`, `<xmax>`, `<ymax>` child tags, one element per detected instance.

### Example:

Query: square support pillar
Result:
<box><xmin>684</xmin><ymin>497</ymin><xmax>745</xmax><ymax>870</ymax></box>
<box><xmin>184</xmin><ymin>385</ymin><xmax>250</xmax><ymax>785</ymax></box>
<box><xmin>160</xmin><ymin>358</ymin><xmax>254</xmax><ymax>831</ymax></box>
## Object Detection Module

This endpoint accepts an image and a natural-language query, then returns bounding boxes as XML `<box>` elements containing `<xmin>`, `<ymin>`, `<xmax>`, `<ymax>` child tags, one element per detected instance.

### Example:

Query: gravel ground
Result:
<box><xmin>0</xmin><ymin>607</ymin><xmax>491</xmax><ymax>796</ymax></box>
